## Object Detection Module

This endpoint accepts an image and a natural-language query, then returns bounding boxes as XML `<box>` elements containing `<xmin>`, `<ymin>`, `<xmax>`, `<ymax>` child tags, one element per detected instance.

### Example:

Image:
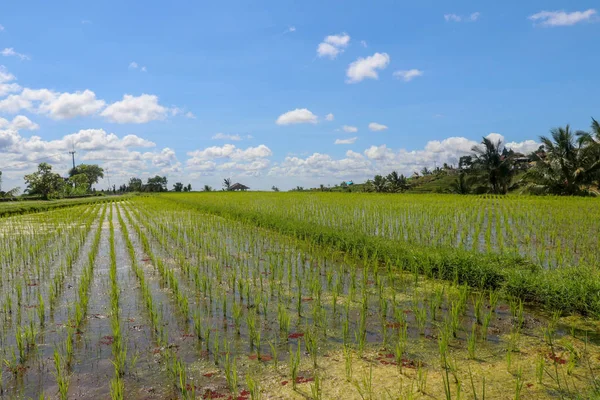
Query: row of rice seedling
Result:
<box><xmin>125</xmin><ymin>195</ymin><xmax>600</xmax><ymax>399</ymax></box>
<box><xmin>158</xmin><ymin>192</ymin><xmax>600</xmax><ymax>317</ymax></box>
<box><xmin>0</xmin><ymin>204</ymin><xmax>104</xmax><ymax>397</ymax></box>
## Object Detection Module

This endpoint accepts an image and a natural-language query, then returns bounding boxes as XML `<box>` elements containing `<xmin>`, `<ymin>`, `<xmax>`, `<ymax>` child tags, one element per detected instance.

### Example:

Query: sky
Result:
<box><xmin>1</xmin><ymin>1</ymin><xmax>599</xmax><ymax>191</ymax></box>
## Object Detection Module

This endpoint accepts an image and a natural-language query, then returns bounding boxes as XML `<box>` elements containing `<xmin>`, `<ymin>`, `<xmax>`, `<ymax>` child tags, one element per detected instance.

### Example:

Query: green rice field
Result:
<box><xmin>0</xmin><ymin>193</ymin><xmax>599</xmax><ymax>399</ymax></box>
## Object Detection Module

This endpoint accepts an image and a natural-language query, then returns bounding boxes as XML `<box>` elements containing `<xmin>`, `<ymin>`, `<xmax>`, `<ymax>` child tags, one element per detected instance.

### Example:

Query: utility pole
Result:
<box><xmin>69</xmin><ymin>143</ymin><xmax>76</xmax><ymax>171</ymax></box>
<box><xmin>105</xmin><ymin>168</ymin><xmax>111</xmax><ymax>191</ymax></box>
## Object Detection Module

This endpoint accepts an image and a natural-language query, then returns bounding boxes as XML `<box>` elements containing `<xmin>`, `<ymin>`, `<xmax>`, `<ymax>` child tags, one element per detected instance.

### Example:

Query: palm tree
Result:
<box><xmin>223</xmin><ymin>178</ymin><xmax>231</xmax><ymax>191</ymax></box>
<box><xmin>203</xmin><ymin>184</ymin><xmax>213</xmax><ymax>192</ymax></box>
<box><xmin>525</xmin><ymin>124</ymin><xmax>600</xmax><ymax>195</ymax></box>
<box><xmin>471</xmin><ymin>137</ymin><xmax>513</xmax><ymax>194</ymax></box>
<box><xmin>371</xmin><ymin>175</ymin><xmax>388</xmax><ymax>193</ymax></box>
<box><xmin>386</xmin><ymin>171</ymin><xmax>409</xmax><ymax>192</ymax></box>
<box><xmin>450</xmin><ymin>172</ymin><xmax>474</xmax><ymax>194</ymax></box>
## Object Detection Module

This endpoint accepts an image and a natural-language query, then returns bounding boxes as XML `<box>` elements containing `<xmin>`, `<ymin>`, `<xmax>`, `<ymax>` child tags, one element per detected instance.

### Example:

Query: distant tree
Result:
<box><xmin>525</xmin><ymin>123</ymin><xmax>600</xmax><ymax>195</ymax></box>
<box><xmin>471</xmin><ymin>137</ymin><xmax>514</xmax><ymax>194</ymax></box>
<box><xmin>127</xmin><ymin>177</ymin><xmax>143</xmax><ymax>192</ymax></box>
<box><xmin>458</xmin><ymin>155</ymin><xmax>474</xmax><ymax>170</ymax></box>
<box><xmin>420</xmin><ymin>167</ymin><xmax>432</xmax><ymax>176</ymax></box>
<box><xmin>203</xmin><ymin>185</ymin><xmax>213</xmax><ymax>192</ymax></box>
<box><xmin>0</xmin><ymin>171</ymin><xmax>20</xmax><ymax>199</ymax></box>
<box><xmin>187</xmin><ymin>183</ymin><xmax>192</xmax><ymax>192</ymax></box>
<box><xmin>271</xmin><ymin>185</ymin><xmax>280</xmax><ymax>192</ymax></box>
<box><xmin>223</xmin><ymin>178</ymin><xmax>232</xmax><ymax>191</ymax></box>
<box><xmin>450</xmin><ymin>171</ymin><xmax>476</xmax><ymax>194</ymax></box>
<box><xmin>24</xmin><ymin>163</ymin><xmax>64</xmax><ymax>199</ymax></box>
<box><xmin>68</xmin><ymin>173</ymin><xmax>90</xmax><ymax>195</ymax></box>
<box><xmin>145</xmin><ymin>176</ymin><xmax>168</xmax><ymax>192</ymax></box>
<box><xmin>371</xmin><ymin>175</ymin><xmax>388</xmax><ymax>193</ymax></box>
<box><xmin>173</xmin><ymin>182</ymin><xmax>184</xmax><ymax>192</ymax></box>
<box><xmin>386</xmin><ymin>171</ymin><xmax>409</xmax><ymax>192</ymax></box>
<box><xmin>69</xmin><ymin>164</ymin><xmax>104</xmax><ymax>190</ymax></box>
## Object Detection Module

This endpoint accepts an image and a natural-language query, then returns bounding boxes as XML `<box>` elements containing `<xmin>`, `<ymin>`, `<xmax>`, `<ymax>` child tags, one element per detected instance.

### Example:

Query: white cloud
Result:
<box><xmin>505</xmin><ymin>139</ymin><xmax>540</xmax><ymax>154</ymax></box>
<box><xmin>342</xmin><ymin>125</ymin><xmax>358</xmax><ymax>133</ymax></box>
<box><xmin>346</xmin><ymin>52</ymin><xmax>390</xmax><ymax>83</ymax></box>
<box><xmin>335</xmin><ymin>137</ymin><xmax>357</xmax><ymax>145</ymax></box>
<box><xmin>212</xmin><ymin>133</ymin><xmax>243</xmax><ymax>141</ymax></box>
<box><xmin>276</xmin><ymin>108</ymin><xmax>318</xmax><ymax>125</ymax></box>
<box><xmin>368</xmin><ymin>122</ymin><xmax>388</xmax><ymax>131</ymax></box>
<box><xmin>1</xmin><ymin>48</ymin><xmax>30</xmax><ymax>60</ymax></box>
<box><xmin>185</xmin><ymin>111</ymin><xmax>196</xmax><ymax>119</ymax></box>
<box><xmin>0</xmin><ymin>115</ymin><xmax>39</xmax><ymax>131</ymax></box>
<box><xmin>0</xmin><ymin>88</ymin><xmax>105</xmax><ymax>119</ymax></box>
<box><xmin>529</xmin><ymin>9</ymin><xmax>597</xmax><ymax>26</ymax></box>
<box><xmin>444</xmin><ymin>12</ymin><xmax>480</xmax><ymax>22</ymax></box>
<box><xmin>360</xmin><ymin>40</ymin><xmax>368</xmax><ymax>48</ymax></box>
<box><xmin>284</xmin><ymin>26</ymin><xmax>296</xmax><ymax>34</ymax></box>
<box><xmin>187</xmin><ymin>144</ymin><xmax>272</xmax><ymax>176</ymax></box>
<box><xmin>0</xmin><ymin>25</ymin><xmax>4</xmax><ymax>31</ymax></box>
<box><xmin>325</xmin><ymin>113</ymin><xmax>334</xmax><ymax>121</ymax></box>
<box><xmin>393</xmin><ymin>69</ymin><xmax>424</xmax><ymax>82</ymax></box>
<box><xmin>129</xmin><ymin>61</ymin><xmax>147</xmax><ymax>72</ymax></box>
<box><xmin>317</xmin><ymin>33</ymin><xmax>350</xmax><ymax>59</ymax></box>
<box><xmin>0</xmin><ymin>66</ymin><xmax>20</xmax><ymax>97</ymax></box>
<box><xmin>101</xmin><ymin>94</ymin><xmax>168</xmax><ymax>123</ymax></box>
<box><xmin>39</xmin><ymin>90</ymin><xmax>105</xmax><ymax>119</ymax></box>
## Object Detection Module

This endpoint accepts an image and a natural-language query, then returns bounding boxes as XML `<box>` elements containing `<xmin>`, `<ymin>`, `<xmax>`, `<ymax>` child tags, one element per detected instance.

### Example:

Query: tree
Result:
<box><xmin>459</xmin><ymin>155</ymin><xmax>474</xmax><ymax>170</ymax></box>
<box><xmin>0</xmin><ymin>170</ymin><xmax>20</xmax><ymax>199</ymax></box>
<box><xmin>525</xmin><ymin>123</ymin><xmax>600</xmax><ymax>195</ymax></box>
<box><xmin>471</xmin><ymin>137</ymin><xmax>514</xmax><ymax>194</ymax></box>
<box><xmin>68</xmin><ymin>173</ymin><xmax>90</xmax><ymax>195</ymax></box>
<box><xmin>271</xmin><ymin>186</ymin><xmax>280</xmax><ymax>192</ymax></box>
<box><xmin>187</xmin><ymin>183</ymin><xmax>192</xmax><ymax>192</ymax></box>
<box><xmin>223</xmin><ymin>178</ymin><xmax>231</xmax><ymax>191</ymax></box>
<box><xmin>450</xmin><ymin>171</ymin><xmax>476</xmax><ymax>194</ymax></box>
<box><xmin>370</xmin><ymin>175</ymin><xmax>388</xmax><ymax>193</ymax></box>
<box><xmin>203</xmin><ymin>185</ymin><xmax>213</xmax><ymax>192</ymax></box>
<box><xmin>146</xmin><ymin>176</ymin><xmax>168</xmax><ymax>192</ymax></box>
<box><xmin>69</xmin><ymin>164</ymin><xmax>104</xmax><ymax>190</ymax></box>
<box><xmin>386</xmin><ymin>171</ymin><xmax>409</xmax><ymax>192</ymax></box>
<box><xmin>173</xmin><ymin>182</ymin><xmax>184</xmax><ymax>192</ymax></box>
<box><xmin>127</xmin><ymin>177</ymin><xmax>143</xmax><ymax>192</ymax></box>
<box><xmin>24</xmin><ymin>163</ymin><xmax>64</xmax><ymax>199</ymax></box>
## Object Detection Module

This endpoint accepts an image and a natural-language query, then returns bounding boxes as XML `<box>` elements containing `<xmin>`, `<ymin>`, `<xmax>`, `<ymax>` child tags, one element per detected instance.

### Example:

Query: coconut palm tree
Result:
<box><xmin>471</xmin><ymin>137</ymin><xmax>514</xmax><ymax>194</ymax></box>
<box><xmin>526</xmin><ymin>124</ymin><xmax>600</xmax><ymax>195</ymax></box>
<box><xmin>386</xmin><ymin>171</ymin><xmax>409</xmax><ymax>192</ymax></box>
<box><xmin>223</xmin><ymin>178</ymin><xmax>231</xmax><ymax>191</ymax></box>
<box><xmin>370</xmin><ymin>175</ymin><xmax>388</xmax><ymax>193</ymax></box>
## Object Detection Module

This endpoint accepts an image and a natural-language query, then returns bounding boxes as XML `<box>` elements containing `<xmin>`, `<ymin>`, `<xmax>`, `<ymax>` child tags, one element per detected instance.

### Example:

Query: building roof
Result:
<box><xmin>229</xmin><ymin>183</ymin><xmax>249</xmax><ymax>190</ymax></box>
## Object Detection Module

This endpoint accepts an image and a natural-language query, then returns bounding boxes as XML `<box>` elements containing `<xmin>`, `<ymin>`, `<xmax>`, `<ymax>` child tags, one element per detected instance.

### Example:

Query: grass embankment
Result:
<box><xmin>157</xmin><ymin>193</ymin><xmax>600</xmax><ymax>318</ymax></box>
<box><xmin>0</xmin><ymin>195</ymin><xmax>128</xmax><ymax>218</ymax></box>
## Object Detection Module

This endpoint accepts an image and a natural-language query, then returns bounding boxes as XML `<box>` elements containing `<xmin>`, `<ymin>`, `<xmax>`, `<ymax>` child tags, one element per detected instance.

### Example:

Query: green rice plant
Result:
<box><xmin>468</xmin><ymin>366</ymin><xmax>486</xmax><ymax>400</ymax></box>
<box><xmin>290</xmin><ymin>342</ymin><xmax>301</xmax><ymax>390</ymax></box>
<box><xmin>481</xmin><ymin>309</ymin><xmax>493</xmax><ymax>341</ymax></box>
<box><xmin>536</xmin><ymin>353</ymin><xmax>545</xmax><ymax>384</ymax></box>
<box><xmin>305</xmin><ymin>329</ymin><xmax>318</xmax><ymax>368</ymax></box>
<box><xmin>467</xmin><ymin>322</ymin><xmax>477</xmax><ymax>359</ymax></box>
<box><xmin>277</xmin><ymin>303</ymin><xmax>290</xmax><ymax>336</ymax></box>
<box><xmin>269</xmin><ymin>341</ymin><xmax>278</xmax><ymax>369</ymax></box>
<box><xmin>395</xmin><ymin>323</ymin><xmax>408</xmax><ymax>371</ymax></box>
<box><xmin>224</xmin><ymin>352</ymin><xmax>238</xmax><ymax>395</ymax></box>
<box><xmin>53</xmin><ymin>348</ymin><xmax>69</xmax><ymax>400</ymax></box>
<box><xmin>233</xmin><ymin>301</ymin><xmax>243</xmax><ymax>334</ymax></box>
<box><xmin>414</xmin><ymin>305</ymin><xmax>427</xmax><ymax>335</ymax></box>
<box><xmin>110</xmin><ymin>375</ymin><xmax>124</xmax><ymax>400</ymax></box>
<box><xmin>246</xmin><ymin>372</ymin><xmax>261</xmax><ymax>400</ymax></box>
<box><xmin>353</xmin><ymin>364</ymin><xmax>374</xmax><ymax>400</ymax></box>
<box><xmin>310</xmin><ymin>372</ymin><xmax>322</xmax><ymax>400</ymax></box>
<box><xmin>343</xmin><ymin>345</ymin><xmax>353</xmax><ymax>381</ymax></box>
<box><xmin>473</xmin><ymin>292</ymin><xmax>484</xmax><ymax>324</ymax></box>
<box><xmin>416</xmin><ymin>362</ymin><xmax>428</xmax><ymax>394</ymax></box>
<box><xmin>514</xmin><ymin>365</ymin><xmax>524</xmax><ymax>399</ymax></box>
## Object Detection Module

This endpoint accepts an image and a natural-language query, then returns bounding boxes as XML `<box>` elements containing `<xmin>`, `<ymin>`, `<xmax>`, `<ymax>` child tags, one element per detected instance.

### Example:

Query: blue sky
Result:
<box><xmin>1</xmin><ymin>1</ymin><xmax>599</xmax><ymax>190</ymax></box>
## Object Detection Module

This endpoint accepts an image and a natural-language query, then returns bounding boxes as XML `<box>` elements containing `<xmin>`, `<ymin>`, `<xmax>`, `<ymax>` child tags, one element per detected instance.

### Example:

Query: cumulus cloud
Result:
<box><xmin>1</xmin><ymin>48</ymin><xmax>30</xmax><ymax>60</ymax></box>
<box><xmin>368</xmin><ymin>122</ymin><xmax>388</xmax><ymax>131</ymax></box>
<box><xmin>335</xmin><ymin>137</ymin><xmax>357</xmax><ymax>145</ymax></box>
<box><xmin>0</xmin><ymin>66</ymin><xmax>20</xmax><ymax>97</ymax></box>
<box><xmin>129</xmin><ymin>61</ymin><xmax>147</xmax><ymax>71</ymax></box>
<box><xmin>529</xmin><ymin>9</ymin><xmax>597</xmax><ymax>26</ymax></box>
<box><xmin>346</xmin><ymin>52</ymin><xmax>390</xmax><ymax>83</ymax></box>
<box><xmin>267</xmin><ymin>134</ymin><xmax>540</xmax><ymax>180</ymax></box>
<box><xmin>39</xmin><ymin>90</ymin><xmax>105</xmax><ymax>119</ymax></box>
<box><xmin>187</xmin><ymin>144</ymin><xmax>272</xmax><ymax>176</ymax></box>
<box><xmin>101</xmin><ymin>94</ymin><xmax>168</xmax><ymax>123</ymax></box>
<box><xmin>276</xmin><ymin>108</ymin><xmax>318</xmax><ymax>125</ymax></box>
<box><xmin>0</xmin><ymin>115</ymin><xmax>39</xmax><ymax>131</ymax></box>
<box><xmin>342</xmin><ymin>125</ymin><xmax>358</xmax><ymax>133</ymax></box>
<box><xmin>393</xmin><ymin>69</ymin><xmax>424</xmax><ymax>82</ymax></box>
<box><xmin>317</xmin><ymin>33</ymin><xmax>350</xmax><ymax>59</ymax></box>
<box><xmin>0</xmin><ymin>88</ymin><xmax>105</xmax><ymax>119</ymax></box>
<box><xmin>325</xmin><ymin>113</ymin><xmax>334</xmax><ymax>121</ymax></box>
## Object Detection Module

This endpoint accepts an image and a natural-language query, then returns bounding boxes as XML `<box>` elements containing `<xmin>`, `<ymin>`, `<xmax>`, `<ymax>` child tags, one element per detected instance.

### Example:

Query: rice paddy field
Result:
<box><xmin>1</xmin><ymin>193</ymin><xmax>599</xmax><ymax>399</ymax></box>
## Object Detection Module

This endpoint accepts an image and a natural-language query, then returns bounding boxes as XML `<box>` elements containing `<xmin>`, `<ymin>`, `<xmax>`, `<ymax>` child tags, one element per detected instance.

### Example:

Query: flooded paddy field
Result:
<box><xmin>1</xmin><ymin>195</ymin><xmax>599</xmax><ymax>399</ymax></box>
